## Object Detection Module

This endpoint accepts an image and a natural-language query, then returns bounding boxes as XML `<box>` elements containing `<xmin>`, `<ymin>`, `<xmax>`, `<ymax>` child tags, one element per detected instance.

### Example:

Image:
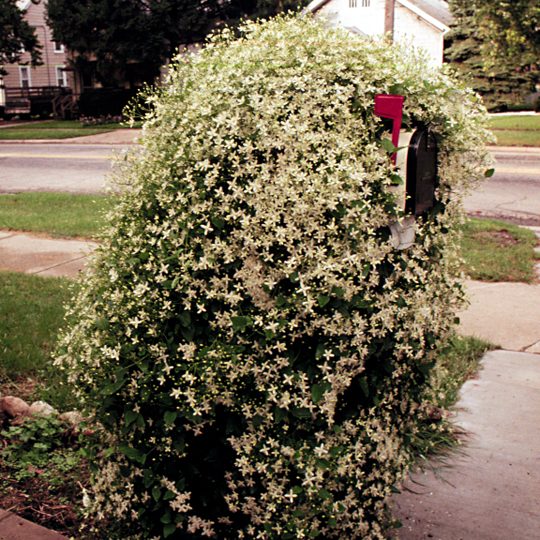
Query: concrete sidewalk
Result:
<box><xmin>392</xmin><ymin>350</ymin><xmax>540</xmax><ymax>539</ymax></box>
<box><xmin>0</xmin><ymin>510</ymin><xmax>65</xmax><ymax>539</ymax></box>
<box><xmin>0</xmin><ymin>230</ymin><xmax>96</xmax><ymax>278</ymax></box>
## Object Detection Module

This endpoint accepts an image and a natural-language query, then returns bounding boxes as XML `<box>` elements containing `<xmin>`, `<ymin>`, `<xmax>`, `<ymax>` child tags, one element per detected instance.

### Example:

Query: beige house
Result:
<box><xmin>305</xmin><ymin>0</ymin><xmax>452</xmax><ymax>67</ymax></box>
<box><xmin>2</xmin><ymin>0</ymin><xmax>74</xmax><ymax>90</ymax></box>
<box><xmin>0</xmin><ymin>0</ymin><xmax>76</xmax><ymax>117</ymax></box>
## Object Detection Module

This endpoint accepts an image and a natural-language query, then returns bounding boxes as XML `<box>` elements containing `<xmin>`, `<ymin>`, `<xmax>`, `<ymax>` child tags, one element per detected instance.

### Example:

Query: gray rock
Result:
<box><xmin>28</xmin><ymin>401</ymin><xmax>58</xmax><ymax>417</ymax></box>
<box><xmin>59</xmin><ymin>410</ymin><xmax>84</xmax><ymax>427</ymax></box>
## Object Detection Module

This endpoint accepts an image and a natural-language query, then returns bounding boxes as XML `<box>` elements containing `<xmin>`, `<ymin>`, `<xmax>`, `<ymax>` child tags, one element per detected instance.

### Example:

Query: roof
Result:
<box><xmin>403</xmin><ymin>0</ymin><xmax>453</xmax><ymax>27</ymax></box>
<box><xmin>304</xmin><ymin>0</ymin><xmax>452</xmax><ymax>31</ymax></box>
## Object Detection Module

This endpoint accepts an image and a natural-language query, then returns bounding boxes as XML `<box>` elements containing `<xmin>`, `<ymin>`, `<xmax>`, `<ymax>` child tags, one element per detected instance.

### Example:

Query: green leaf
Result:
<box><xmin>274</xmin><ymin>407</ymin><xmax>287</xmax><ymax>423</ymax></box>
<box><xmin>291</xmin><ymin>407</ymin><xmax>311</xmax><ymax>419</ymax></box>
<box><xmin>318</xmin><ymin>488</ymin><xmax>331</xmax><ymax>500</ymax></box>
<box><xmin>160</xmin><ymin>511</ymin><xmax>172</xmax><ymax>524</ymax></box>
<box><xmin>181</xmin><ymin>326</ymin><xmax>195</xmax><ymax>341</ymax></box>
<box><xmin>381</xmin><ymin>137</ymin><xmax>397</xmax><ymax>154</ymax></box>
<box><xmin>231</xmin><ymin>315</ymin><xmax>252</xmax><ymax>332</ymax></box>
<box><xmin>143</xmin><ymin>469</ymin><xmax>154</xmax><ymax>488</ymax></box>
<box><xmin>484</xmin><ymin>168</ymin><xmax>495</xmax><ymax>177</ymax></box>
<box><xmin>152</xmin><ymin>485</ymin><xmax>162</xmax><ymax>502</ymax></box>
<box><xmin>210</xmin><ymin>215</ymin><xmax>225</xmax><ymax>229</ymax></box>
<box><xmin>317</xmin><ymin>295</ymin><xmax>330</xmax><ymax>307</ymax></box>
<box><xmin>164</xmin><ymin>411</ymin><xmax>177</xmax><ymax>426</ymax></box>
<box><xmin>118</xmin><ymin>445</ymin><xmax>146</xmax><ymax>464</ymax></box>
<box><xmin>316</xmin><ymin>458</ymin><xmax>331</xmax><ymax>470</ymax></box>
<box><xmin>359</xmin><ymin>377</ymin><xmax>369</xmax><ymax>397</ymax></box>
<box><xmin>311</xmin><ymin>383</ymin><xmax>329</xmax><ymax>404</ymax></box>
<box><xmin>315</xmin><ymin>343</ymin><xmax>325</xmax><ymax>359</ymax></box>
<box><xmin>163</xmin><ymin>489</ymin><xmax>176</xmax><ymax>501</ymax></box>
<box><xmin>103</xmin><ymin>377</ymin><xmax>126</xmax><ymax>396</ymax></box>
<box><xmin>389</xmin><ymin>83</ymin><xmax>404</xmax><ymax>95</ymax></box>
<box><xmin>95</xmin><ymin>317</ymin><xmax>109</xmax><ymax>330</ymax></box>
<box><xmin>179</xmin><ymin>311</ymin><xmax>191</xmax><ymax>327</ymax></box>
<box><xmin>163</xmin><ymin>523</ymin><xmax>176</xmax><ymax>538</ymax></box>
<box><xmin>125</xmin><ymin>410</ymin><xmax>139</xmax><ymax>427</ymax></box>
<box><xmin>390</xmin><ymin>173</ymin><xmax>403</xmax><ymax>185</ymax></box>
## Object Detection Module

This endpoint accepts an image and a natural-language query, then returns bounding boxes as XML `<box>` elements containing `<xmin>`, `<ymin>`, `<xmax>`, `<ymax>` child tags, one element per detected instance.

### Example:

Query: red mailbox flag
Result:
<box><xmin>374</xmin><ymin>94</ymin><xmax>404</xmax><ymax>164</ymax></box>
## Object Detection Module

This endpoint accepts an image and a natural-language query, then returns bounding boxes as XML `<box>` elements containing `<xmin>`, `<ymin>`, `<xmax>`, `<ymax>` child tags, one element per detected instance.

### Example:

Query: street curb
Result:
<box><xmin>489</xmin><ymin>145</ymin><xmax>540</xmax><ymax>154</ymax></box>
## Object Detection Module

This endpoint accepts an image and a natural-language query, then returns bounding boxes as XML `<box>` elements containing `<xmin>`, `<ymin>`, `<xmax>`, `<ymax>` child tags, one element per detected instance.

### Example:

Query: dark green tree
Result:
<box><xmin>46</xmin><ymin>0</ymin><xmax>307</xmax><ymax>88</ymax></box>
<box><xmin>472</xmin><ymin>0</ymin><xmax>539</xmax><ymax>66</ymax></box>
<box><xmin>0</xmin><ymin>0</ymin><xmax>42</xmax><ymax>76</ymax></box>
<box><xmin>445</xmin><ymin>0</ymin><xmax>537</xmax><ymax>111</ymax></box>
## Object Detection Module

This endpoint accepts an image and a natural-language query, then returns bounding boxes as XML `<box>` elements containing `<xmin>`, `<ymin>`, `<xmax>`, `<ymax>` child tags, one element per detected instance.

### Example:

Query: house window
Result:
<box><xmin>19</xmin><ymin>66</ymin><xmax>31</xmax><ymax>88</ymax></box>
<box><xmin>362</xmin><ymin>0</ymin><xmax>370</xmax><ymax>5</ymax></box>
<box><xmin>53</xmin><ymin>42</ymin><xmax>64</xmax><ymax>53</ymax></box>
<box><xmin>349</xmin><ymin>0</ymin><xmax>358</xmax><ymax>6</ymax></box>
<box><xmin>349</xmin><ymin>0</ymin><xmax>370</xmax><ymax>6</ymax></box>
<box><xmin>56</xmin><ymin>66</ymin><xmax>67</xmax><ymax>87</ymax></box>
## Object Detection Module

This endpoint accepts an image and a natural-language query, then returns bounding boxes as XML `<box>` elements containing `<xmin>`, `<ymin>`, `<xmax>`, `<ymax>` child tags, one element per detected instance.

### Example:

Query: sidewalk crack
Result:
<box><xmin>31</xmin><ymin>254</ymin><xmax>89</xmax><ymax>276</ymax></box>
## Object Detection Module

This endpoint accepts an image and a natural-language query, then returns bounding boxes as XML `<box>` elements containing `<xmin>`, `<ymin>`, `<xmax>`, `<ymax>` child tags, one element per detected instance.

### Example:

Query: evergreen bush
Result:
<box><xmin>56</xmin><ymin>15</ymin><xmax>492</xmax><ymax>539</ymax></box>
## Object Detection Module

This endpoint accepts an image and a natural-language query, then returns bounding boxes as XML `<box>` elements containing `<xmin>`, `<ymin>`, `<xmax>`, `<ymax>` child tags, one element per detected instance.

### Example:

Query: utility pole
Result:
<box><xmin>384</xmin><ymin>0</ymin><xmax>395</xmax><ymax>41</ymax></box>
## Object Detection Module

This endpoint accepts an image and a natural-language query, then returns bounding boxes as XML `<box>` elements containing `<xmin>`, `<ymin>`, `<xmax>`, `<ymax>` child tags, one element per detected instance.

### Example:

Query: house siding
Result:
<box><xmin>319</xmin><ymin>0</ymin><xmax>387</xmax><ymax>36</ymax></box>
<box><xmin>1</xmin><ymin>1</ymin><xmax>74</xmax><ymax>90</ymax></box>
<box><xmin>394</xmin><ymin>3</ymin><xmax>444</xmax><ymax>66</ymax></box>
<box><xmin>309</xmin><ymin>0</ymin><xmax>447</xmax><ymax>66</ymax></box>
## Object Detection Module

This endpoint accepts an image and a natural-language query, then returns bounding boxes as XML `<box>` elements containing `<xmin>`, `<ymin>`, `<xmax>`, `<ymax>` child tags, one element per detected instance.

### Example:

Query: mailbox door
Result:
<box><xmin>405</xmin><ymin>128</ymin><xmax>438</xmax><ymax>216</ymax></box>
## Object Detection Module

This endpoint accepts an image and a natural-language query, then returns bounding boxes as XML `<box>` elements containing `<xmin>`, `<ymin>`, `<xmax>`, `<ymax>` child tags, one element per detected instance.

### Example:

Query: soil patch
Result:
<box><xmin>474</xmin><ymin>229</ymin><xmax>519</xmax><ymax>246</ymax></box>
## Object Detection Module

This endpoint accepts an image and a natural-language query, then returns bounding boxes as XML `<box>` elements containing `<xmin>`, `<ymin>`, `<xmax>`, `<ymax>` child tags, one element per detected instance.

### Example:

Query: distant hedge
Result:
<box><xmin>56</xmin><ymin>15</ymin><xmax>492</xmax><ymax>539</ymax></box>
<box><xmin>77</xmin><ymin>88</ymin><xmax>137</xmax><ymax>118</ymax></box>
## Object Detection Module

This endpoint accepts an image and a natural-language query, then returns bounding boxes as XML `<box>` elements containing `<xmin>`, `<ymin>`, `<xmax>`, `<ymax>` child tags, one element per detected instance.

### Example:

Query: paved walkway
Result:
<box><xmin>0</xmin><ymin>230</ymin><xmax>96</xmax><ymax>278</ymax></box>
<box><xmin>392</xmin><ymin>350</ymin><xmax>540</xmax><ymax>539</ymax></box>
<box><xmin>0</xmin><ymin>510</ymin><xmax>65</xmax><ymax>539</ymax></box>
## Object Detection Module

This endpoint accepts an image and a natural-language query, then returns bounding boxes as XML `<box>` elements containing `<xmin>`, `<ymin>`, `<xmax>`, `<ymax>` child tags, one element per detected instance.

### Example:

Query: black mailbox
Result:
<box><xmin>405</xmin><ymin>127</ymin><xmax>438</xmax><ymax>216</ymax></box>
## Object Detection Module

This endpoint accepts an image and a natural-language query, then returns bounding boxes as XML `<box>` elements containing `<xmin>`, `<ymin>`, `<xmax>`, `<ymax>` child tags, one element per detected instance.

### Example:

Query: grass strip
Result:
<box><xmin>0</xmin><ymin>192</ymin><xmax>115</xmax><ymax>239</ymax></box>
<box><xmin>0</xmin><ymin>128</ymin><xmax>113</xmax><ymax>140</ymax></box>
<box><xmin>433</xmin><ymin>335</ymin><xmax>493</xmax><ymax>409</ymax></box>
<box><xmin>491</xmin><ymin>130</ymin><xmax>540</xmax><ymax>147</ymax></box>
<box><xmin>409</xmin><ymin>335</ymin><xmax>494</xmax><ymax>464</ymax></box>
<box><xmin>488</xmin><ymin>115</ymin><xmax>540</xmax><ymax>147</ymax></box>
<box><xmin>0</xmin><ymin>271</ymin><xmax>76</xmax><ymax>409</ymax></box>
<box><xmin>0</xmin><ymin>120</ymin><xmax>124</xmax><ymax>139</ymax></box>
<box><xmin>460</xmin><ymin>218</ymin><xmax>538</xmax><ymax>283</ymax></box>
<box><xmin>488</xmin><ymin>115</ymin><xmax>540</xmax><ymax>131</ymax></box>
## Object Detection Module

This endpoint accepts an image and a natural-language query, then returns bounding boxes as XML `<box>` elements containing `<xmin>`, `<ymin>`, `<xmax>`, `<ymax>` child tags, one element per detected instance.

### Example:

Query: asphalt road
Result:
<box><xmin>464</xmin><ymin>147</ymin><xmax>540</xmax><ymax>226</ymax></box>
<box><xmin>0</xmin><ymin>144</ymin><xmax>126</xmax><ymax>194</ymax></box>
<box><xmin>0</xmin><ymin>144</ymin><xmax>539</xmax><ymax>225</ymax></box>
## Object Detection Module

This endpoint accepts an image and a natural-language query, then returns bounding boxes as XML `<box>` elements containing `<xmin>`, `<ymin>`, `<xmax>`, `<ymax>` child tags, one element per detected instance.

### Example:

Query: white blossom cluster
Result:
<box><xmin>55</xmin><ymin>15</ymin><xmax>492</xmax><ymax>539</ymax></box>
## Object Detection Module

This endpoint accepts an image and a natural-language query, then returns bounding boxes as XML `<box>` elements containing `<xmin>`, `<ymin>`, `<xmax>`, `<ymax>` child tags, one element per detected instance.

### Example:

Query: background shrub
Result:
<box><xmin>77</xmin><ymin>88</ymin><xmax>137</xmax><ymax>118</ymax></box>
<box><xmin>56</xmin><ymin>15</ymin><xmax>492</xmax><ymax>539</ymax></box>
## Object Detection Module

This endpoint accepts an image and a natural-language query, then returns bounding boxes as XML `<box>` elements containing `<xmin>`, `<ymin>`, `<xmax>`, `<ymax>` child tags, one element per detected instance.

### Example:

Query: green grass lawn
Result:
<box><xmin>0</xmin><ymin>120</ymin><xmax>121</xmax><ymax>140</ymax></box>
<box><xmin>0</xmin><ymin>271</ymin><xmax>76</xmax><ymax>409</ymax></box>
<box><xmin>489</xmin><ymin>114</ymin><xmax>540</xmax><ymax>146</ymax></box>
<box><xmin>461</xmin><ymin>218</ymin><xmax>539</xmax><ymax>282</ymax></box>
<box><xmin>0</xmin><ymin>192</ymin><xmax>116</xmax><ymax>238</ymax></box>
